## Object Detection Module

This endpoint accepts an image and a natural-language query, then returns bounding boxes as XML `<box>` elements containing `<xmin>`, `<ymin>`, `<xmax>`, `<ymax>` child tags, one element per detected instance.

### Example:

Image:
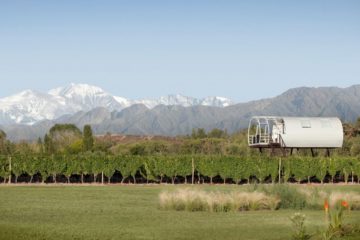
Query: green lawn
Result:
<box><xmin>1</xmin><ymin>184</ymin><xmax>360</xmax><ymax>240</ymax></box>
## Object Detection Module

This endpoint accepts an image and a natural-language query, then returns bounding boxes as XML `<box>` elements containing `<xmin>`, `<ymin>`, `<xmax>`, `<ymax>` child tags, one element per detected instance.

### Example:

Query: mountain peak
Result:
<box><xmin>1</xmin><ymin>89</ymin><xmax>46</xmax><ymax>104</ymax></box>
<box><xmin>48</xmin><ymin>83</ymin><xmax>106</xmax><ymax>97</ymax></box>
<box><xmin>201</xmin><ymin>96</ymin><xmax>233</xmax><ymax>107</ymax></box>
<box><xmin>134</xmin><ymin>94</ymin><xmax>232</xmax><ymax>108</ymax></box>
<box><xmin>19</xmin><ymin>89</ymin><xmax>37</xmax><ymax>95</ymax></box>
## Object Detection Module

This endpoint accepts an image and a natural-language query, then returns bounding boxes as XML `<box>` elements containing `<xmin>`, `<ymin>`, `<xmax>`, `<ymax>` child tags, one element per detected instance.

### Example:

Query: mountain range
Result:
<box><xmin>1</xmin><ymin>84</ymin><xmax>360</xmax><ymax>141</ymax></box>
<box><xmin>0</xmin><ymin>83</ymin><xmax>233</xmax><ymax>125</ymax></box>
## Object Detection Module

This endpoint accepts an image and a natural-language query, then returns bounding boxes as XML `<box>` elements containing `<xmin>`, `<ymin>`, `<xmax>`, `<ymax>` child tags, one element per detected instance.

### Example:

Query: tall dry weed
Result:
<box><xmin>159</xmin><ymin>189</ymin><xmax>280</xmax><ymax>212</ymax></box>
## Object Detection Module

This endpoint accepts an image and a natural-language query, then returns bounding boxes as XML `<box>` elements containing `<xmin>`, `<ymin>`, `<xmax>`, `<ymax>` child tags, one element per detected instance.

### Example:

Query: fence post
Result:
<box><xmin>8</xmin><ymin>156</ymin><xmax>12</xmax><ymax>184</ymax></box>
<box><xmin>191</xmin><ymin>157</ymin><xmax>194</xmax><ymax>185</ymax></box>
<box><xmin>278</xmin><ymin>157</ymin><xmax>282</xmax><ymax>184</ymax></box>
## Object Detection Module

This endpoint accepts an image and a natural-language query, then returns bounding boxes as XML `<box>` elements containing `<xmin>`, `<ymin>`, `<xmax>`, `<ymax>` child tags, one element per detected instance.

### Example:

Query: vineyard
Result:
<box><xmin>1</xmin><ymin>153</ymin><xmax>360</xmax><ymax>184</ymax></box>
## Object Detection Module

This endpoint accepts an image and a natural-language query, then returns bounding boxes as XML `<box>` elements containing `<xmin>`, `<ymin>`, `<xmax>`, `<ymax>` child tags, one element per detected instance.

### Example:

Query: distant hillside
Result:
<box><xmin>2</xmin><ymin>85</ymin><xmax>360</xmax><ymax>141</ymax></box>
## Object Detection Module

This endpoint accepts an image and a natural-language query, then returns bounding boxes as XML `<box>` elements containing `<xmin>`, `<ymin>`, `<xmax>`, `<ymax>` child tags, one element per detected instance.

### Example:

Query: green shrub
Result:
<box><xmin>258</xmin><ymin>184</ymin><xmax>307</xmax><ymax>209</ymax></box>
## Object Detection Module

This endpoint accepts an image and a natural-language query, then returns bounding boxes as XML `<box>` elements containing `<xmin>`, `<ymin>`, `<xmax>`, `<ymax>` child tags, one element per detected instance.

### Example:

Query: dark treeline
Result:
<box><xmin>0</xmin><ymin>119</ymin><xmax>360</xmax><ymax>184</ymax></box>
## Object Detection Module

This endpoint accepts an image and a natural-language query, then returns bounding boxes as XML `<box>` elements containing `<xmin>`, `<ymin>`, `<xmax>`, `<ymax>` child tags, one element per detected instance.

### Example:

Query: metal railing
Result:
<box><xmin>279</xmin><ymin>134</ymin><xmax>286</xmax><ymax>148</ymax></box>
<box><xmin>248</xmin><ymin>133</ymin><xmax>287</xmax><ymax>148</ymax></box>
<box><xmin>248</xmin><ymin>134</ymin><xmax>270</xmax><ymax>145</ymax></box>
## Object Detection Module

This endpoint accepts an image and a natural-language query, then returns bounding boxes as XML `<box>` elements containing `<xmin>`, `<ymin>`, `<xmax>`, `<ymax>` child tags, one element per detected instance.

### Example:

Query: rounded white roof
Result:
<box><xmin>249</xmin><ymin>116</ymin><xmax>343</xmax><ymax>148</ymax></box>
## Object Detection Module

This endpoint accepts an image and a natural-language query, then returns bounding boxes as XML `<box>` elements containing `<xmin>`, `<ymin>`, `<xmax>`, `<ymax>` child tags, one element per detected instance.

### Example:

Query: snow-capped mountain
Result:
<box><xmin>113</xmin><ymin>96</ymin><xmax>132</xmax><ymax>108</ymax></box>
<box><xmin>0</xmin><ymin>90</ymin><xmax>68</xmax><ymax>125</ymax></box>
<box><xmin>48</xmin><ymin>83</ymin><xmax>125</xmax><ymax>111</ymax></box>
<box><xmin>0</xmin><ymin>83</ymin><xmax>234</xmax><ymax>125</ymax></box>
<box><xmin>133</xmin><ymin>95</ymin><xmax>233</xmax><ymax>109</ymax></box>
<box><xmin>133</xmin><ymin>94</ymin><xmax>200</xmax><ymax>109</ymax></box>
<box><xmin>200</xmin><ymin>96</ymin><xmax>233</xmax><ymax>107</ymax></box>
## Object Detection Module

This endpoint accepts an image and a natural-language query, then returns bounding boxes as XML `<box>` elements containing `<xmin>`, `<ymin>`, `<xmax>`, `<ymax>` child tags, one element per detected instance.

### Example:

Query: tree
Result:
<box><xmin>328</xmin><ymin>157</ymin><xmax>339</xmax><ymax>183</ymax></box>
<box><xmin>83</xmin><ymin>125</ymin><xmax>94</xmax><ymax>152</ymax></box>
<box><xmin>228</xmin><ymin>157</ymin><xmax>245</xmax><ymax>184</ymax></box>
<box><xmin>173</xmin><ymin>155</ymin><xmax>192</xmax><ymax>184</ymax></box>
<box><xmin>44</xmin><ymin>134</ymin><xmax>54</xmax><ymax>154</ymax></box>
<box><xmin>48</xmin><ymin>155</ymin><xmax>65</xmax><ymax>183</ymax></box>
<box><xmin>116</xmin><ymin>155</ymin><xmax>132</xmax><ymax>184</ymax></box>
<box><xmin>316</xmin><ymin>157</ymin><xmax>328</xmax><ymax>184</ymax></box>
<box><xmin>15</xmin><ymin>141</ymin><xmax>33</xmax><ymax>155</ymax></box>
<box><xmin>0</xmin><ymin>155</ymin><xmax>9</xmax><ymax>183</ymax></box>
<box><xmin>116</xmin><ymin>155</ymin><xmax>142</xmax><ymax>183</ymax></box>
<box><xmin>191</xmin><ymin>128</ymin><xmax>207</xmax><ymax>139</ymax></box>
<box><xmin>201</xmin><ymin>138</ymin><xmax>226</xmax><ymax>155</ymax></box>
<box><xmin>129</xmin><ymin>144</ymin><xmax>146</xmax><ymax>155</ymax></box>
<box><xmin>218</xmin><ymin>156</ymin><xmax>234</xmax><ymax>184</ymax></box>
<box><xmin>64</xmin><ymin>156</ymin><xmax>77</xmax><ymax>183</ymax></box>
<box><xmin>0</xmin><ymin>130</ymin><xmax>13</xmax><ymax>155</ymax></box>
<box><xmin>303</xmin><ymin>157</ymin><xmax>318</xmax><ymax>184</ymax></box>
<box><xmin>243</xmin><ymin>156</ymin><xmax>256</xmax><ymax>184</ymax></box>
<box><xmin>93</xmin><ymin>133</ymin><xmax>113</xmax><ymax>153</ymax></box>
<box><xmin>103</xmin><ymin>156</ymin><xmax>115</xmax><ymax>184</ymax></box>
<box><xmin>49</xmin><ymin>124</ymin><xmax>82</xmax><ymax>153</ymax></box>
<box><xmin>39</xmin><ymin>155</ymin><xmax>51</xmax><ymax>184</ymax></box>
<box><xmin>145</xmin><ymin>141</ymin><xmax>170</xmax><ymax>155</ymax></box>
<box><xmin>81</xmin><ymin>152</ymin><xmax>93</xmax><ymax>183</ymax></box>
<box><xmin>356</xmin><ymin>117</ymin><xmax>360</xmax><ymax>136</ymax></box>
<box><xmin>12</xmin><ymin>154</ymin><xmax>24</xmax><ymax>183</ymax></box>
<box><xmin>268</xmin><ymin>157</ymin><xmax>280</xmax><ymax>184</ymax></box>
<box><xmin>290</xmin><ymin>156</ymin><xmax>308</xmax><ymax>183</ymax></box>
<box><xmin>208</xmin><ymin>128</ymin><xmax>228</xmax><ymax>139</ymax></box>
<box><xmin>91</xmin><ymin>151</ymin><xmax>106</xmax><ymax>183</ymax></box>
<box><xmin>66</xmin><ymin>139</ymin><xmax>83</xmax><ymax>154</ymax></box>
<box><xmin>25</xmin><ymin>155</ymin><xmax>40</xmax><ymax>183</ymax></box>
<box><xmin>142</xmin><ymin>156</ymin><xmax>159</xmax><ymax>183</ymax></box>
<box><xmin>282</xmin><ymin>157</ymin><xmax>292</xmax><ymax>183</ymax></box>
<box><xmin>181</xmin><ymin>139</ymin><xmax>203</xmax><ymax>154</ymax></box>
<box><xmin>37</xmin><ymin>137</ymin><xmax>44</xmax><ymax>154</ymax></box>
<box><xmin>353</xmin><ymin>157</ymin><xmax>360</xmax><ymax>184</ymax></box>
<box><xmin>339</xmin><ymin>157</ymin><xmax>352</xmax><ymax>184</ymax></box>
<box><xmin>350</xmin><ymin>138</ymin><xmax>360</xmax><ymax>156</ymax></box>
<box><xmin>253</xmin><ymin>156</ymin><xmax>271</xmax><ymax>184</ymax></box>
<box><xmin>196</xmin><ymin>155</ymin><xmax>218</xmax><ymax>184</ymax></box>
<box><xmin>161</xmin><ymin>156</ymin><xmax>181</xmax><ymax>184</ymax></box>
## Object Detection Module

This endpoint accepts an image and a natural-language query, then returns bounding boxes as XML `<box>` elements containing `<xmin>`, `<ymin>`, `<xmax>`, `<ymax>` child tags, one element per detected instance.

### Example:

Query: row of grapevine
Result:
<box><xmin>0</xmin><ymin>153</ymin><xmax>360</xmax><ymax>184</ymax></box>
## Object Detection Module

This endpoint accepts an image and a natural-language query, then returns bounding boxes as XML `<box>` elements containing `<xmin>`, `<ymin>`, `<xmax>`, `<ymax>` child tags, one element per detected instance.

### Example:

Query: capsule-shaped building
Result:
<box><xmin>248</xmin><ymin>116</ymin><xmax>343</xmax><ymax>149</ymax></box>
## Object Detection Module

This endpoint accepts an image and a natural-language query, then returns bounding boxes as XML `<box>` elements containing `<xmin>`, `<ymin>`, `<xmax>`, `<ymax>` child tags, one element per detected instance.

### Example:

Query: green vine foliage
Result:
<box><xmin>0</xmin><ymin>155</ymin><xmax>9</xmax><ymax>182</ymax></box>
<box><xmin>290</xmin><ymin>156</ymin><xmax>308</xmax><ymax>183</ymax></box>
<box><xmin>196</xmin><ymin>155</ymin><xmax>218</xmax><ymax>184</ymax></box>
<box><xmin>328</xmin><ymin>158</ymin><xmax>339</xmax><ymax>183</ymax></box>
<box><xmin>315</xmin><ymin>157</ymin><xmax>328</xmax><ymax>184</ymax></box>
<box><xmin>0</xmin><ymin>153</ymin><xmax>359</xmax><ymax>184</ymax></box>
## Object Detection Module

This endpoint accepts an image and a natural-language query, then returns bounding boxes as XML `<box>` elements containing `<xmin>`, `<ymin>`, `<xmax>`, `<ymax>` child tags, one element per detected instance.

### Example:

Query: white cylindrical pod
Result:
<box><xmin>280</xmin><ymin>117</ymin><xmax>343</xmax><ymax>148</ymax></box>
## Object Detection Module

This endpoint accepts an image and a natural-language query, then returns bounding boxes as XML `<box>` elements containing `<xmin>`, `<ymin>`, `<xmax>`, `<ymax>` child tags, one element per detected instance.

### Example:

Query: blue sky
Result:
<box><xmin>0</xmin><ymin>0</ymin><xmax>359</xmax><ymax>102</ymax></box>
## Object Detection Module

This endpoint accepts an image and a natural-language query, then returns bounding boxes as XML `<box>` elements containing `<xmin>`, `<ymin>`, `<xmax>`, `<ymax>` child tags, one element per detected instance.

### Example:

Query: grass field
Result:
<box><xmin>1</xmin><ymin>184</ymin><xmax>360</xmax><ymax>240</ymax></box>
